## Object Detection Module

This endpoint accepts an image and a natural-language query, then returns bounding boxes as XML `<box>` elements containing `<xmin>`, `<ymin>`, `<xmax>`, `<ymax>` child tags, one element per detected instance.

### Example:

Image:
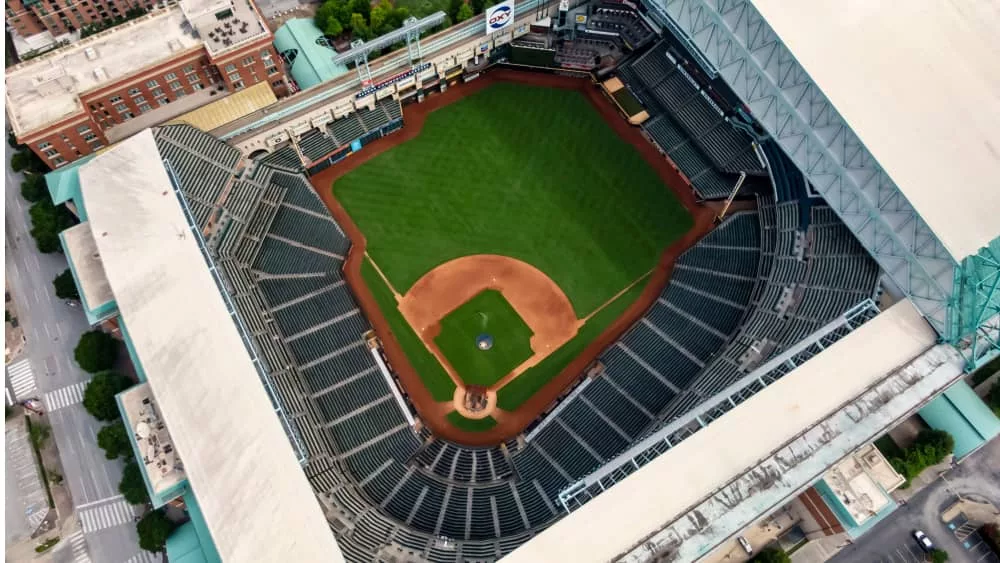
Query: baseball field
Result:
<box><xmin>325</xmin><ymin>75</ymin><xmax>696</xmax><ymax>440</ymax></box>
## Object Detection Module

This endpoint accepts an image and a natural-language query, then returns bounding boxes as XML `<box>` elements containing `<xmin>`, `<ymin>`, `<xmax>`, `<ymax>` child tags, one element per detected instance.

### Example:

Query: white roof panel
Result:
<box><xmin>506</xmin><ymin>301</ymin><xmax>936</xmax><ymax>562</ymax></box>
<box><xmin>752</xmin><ymin>0</ymin><xmax>1000</xmax><ymax>261</ymax></box>
<box><xmin>79</xmin><ymin>129</ymin><xmax>341</xmax><ymax>562</ymax></box>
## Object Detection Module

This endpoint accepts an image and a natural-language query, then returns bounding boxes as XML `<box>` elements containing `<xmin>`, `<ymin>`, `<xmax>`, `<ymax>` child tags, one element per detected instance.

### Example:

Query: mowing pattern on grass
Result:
<box><xmin>361</xmin><ymin>258</ymin><xmax>456</xmax><ymax>401</ymax></box>
<box><xmin>434</xmin><ymin>290</ymin><xmax>534</xmax><ymax>387</ymax></box>
<box><xmin>334</xmin><ymin>82</ymin><xmax>691</xmax><ymax>317</ymax></box>
<box><xmin>446</xmin><ymin>411</ymin><xmax>498</xmax><ymax>432</ymax></box>
<box><xmin>495</xmin><ymin>281</ymin><xmax>646</xmax><ymax>411</ymax></box>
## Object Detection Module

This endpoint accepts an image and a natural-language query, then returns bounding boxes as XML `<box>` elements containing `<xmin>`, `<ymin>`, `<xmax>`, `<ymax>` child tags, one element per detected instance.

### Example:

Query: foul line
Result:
<box><xmin>364</xmin><ymin>253</ymin><xmax>403</xmax><ymax>301</ymax></box>
<box><xmin>580</xmin><ymin>269</ymin><xmax>654</xmax><ymax>324</ymax></box>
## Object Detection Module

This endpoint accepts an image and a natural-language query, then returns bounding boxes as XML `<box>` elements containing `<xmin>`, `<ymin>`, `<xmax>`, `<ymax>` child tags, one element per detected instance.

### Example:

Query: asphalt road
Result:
<box><xmin>830</xmin><ymin>437</ymin><xmax>1000</xmax><ymax>563</ymax></box>
<box><xmin>4</xmin><ymin>147</ymin><xmax>150</xmax><ymax>562</ymax></box>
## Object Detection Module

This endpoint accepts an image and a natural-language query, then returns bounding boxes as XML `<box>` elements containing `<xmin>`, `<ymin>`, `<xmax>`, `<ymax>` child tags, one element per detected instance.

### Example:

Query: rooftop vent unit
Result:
<box><xmin>93</xmin><ymin>67</ymin><xmax>108</xmax><ymax>81</ymax></box>
<box><xmin>84</xmin><ymin>46</ymin><xmax>99</xmax><ymax>60</ymax></box>
<box><xmin>168</xmin><ymin>39</ymin><xmax>182</xmax><ymax>52</ymax></box>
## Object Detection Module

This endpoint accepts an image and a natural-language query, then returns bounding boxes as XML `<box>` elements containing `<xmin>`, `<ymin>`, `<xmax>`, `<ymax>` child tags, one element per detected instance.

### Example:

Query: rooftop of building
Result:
<box><xmin>118</xmin><ymin>383</ymin><xmax>187</xmax><ymax>502</ymax></box>
<box><xmin>60</xmin><ymin>222</ymin><xmax>114</xmax><ymax>313</ymax></box>
<box><xmin>77</xmin><ymin>128</ymin><xmax>341</xmax><ymax>561</ymax></box>
<box><xmin>5</xmin><ymin>7</ymin><xmax>201</xmax><ymax>136</ymax></box>
<box><xmin>167</xmin><ymin>81</ymin><xmax>276</xmax><ymax>131</ymax></box>
<box><xmin>273</xmin><ymin>19</ymin><xmax>349</xmax><ymax>90</ymax></box>
<box><xmin>5</xmin><ymin>0</ymin><xmax>270</xmax><ymax>137</ymax></box>
<box><xmin>752</xmin><ymin>0</ymin><xmax>1000</xmax><ymax>262</ymax></box>
<box><xmin>180</xmin><ymin>0</ymin><xmax>269</xmax><ymax>56</ymax></box>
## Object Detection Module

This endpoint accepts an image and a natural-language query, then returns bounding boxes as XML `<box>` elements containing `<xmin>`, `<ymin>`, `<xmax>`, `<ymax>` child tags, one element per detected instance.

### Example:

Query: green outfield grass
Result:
<box><xmin>434</xmin><ymin>290</ymin><xmax>534</xmax><ymax>387</ymax></box>
<box><xmin>361</xmin><ymin>258</ymin><xmax>456</xmax><ymax>401</ymax></box>
<box><xmin>333</xmin><ymin>82</ymin><xmax>691</xmax><ymax>317</ymax></box>
<box><xmin>446</xmin><ymin>411</ymin><xmax>498</xmax><ymax>432</ymax></box>
<box><xmin>496</xmin><ymin>281</ymin><xmax>646</xmax><ymax>411</ymax></box>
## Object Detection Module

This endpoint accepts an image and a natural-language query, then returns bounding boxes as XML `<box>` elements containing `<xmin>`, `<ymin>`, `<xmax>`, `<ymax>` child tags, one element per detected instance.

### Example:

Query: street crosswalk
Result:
<box><xmin>44</xmin><ymin>381</ymin><xmax>88</xmax><ymax>412</ymax></box>
<box><xmin>124</xmin><ymin>550</ymin><xmax>160</xmax><ymax>563</ymax></box>
<box><xmin>67</xmin><ymin>530</ymin><xmax>91</xmax><ymax>563</ymax></box>
<box><xmin>6</xmin><ymin>359</ymin><xmax>37</xmax><ymax>401</ymax></box>
<box><xmin>79</xmin><ymin>496</ymin><xmax>134</xmax><ymax>534</ymax></box>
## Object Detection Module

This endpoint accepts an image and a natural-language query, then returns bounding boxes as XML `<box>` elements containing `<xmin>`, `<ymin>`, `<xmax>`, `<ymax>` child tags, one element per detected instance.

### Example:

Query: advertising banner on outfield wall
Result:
<box><xmin>485</xmin><ymin>0</ymin><xmax>515</xmax><ymax>34</ymax></box>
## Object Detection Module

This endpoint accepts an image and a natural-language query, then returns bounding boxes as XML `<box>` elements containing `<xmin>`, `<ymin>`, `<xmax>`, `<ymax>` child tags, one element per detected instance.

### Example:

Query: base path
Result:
<box><xmin>310</xmin><ymin>67</ymin><xmax>717</xmax><ymax>446</ymax></box>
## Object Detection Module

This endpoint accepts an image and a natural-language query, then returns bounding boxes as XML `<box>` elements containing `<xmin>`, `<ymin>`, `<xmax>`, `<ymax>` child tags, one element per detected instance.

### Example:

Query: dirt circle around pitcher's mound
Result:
<box><xmin>397</xmin><ymin>254</ymin><xmax>583</xmax><ymax>387</ymax></box>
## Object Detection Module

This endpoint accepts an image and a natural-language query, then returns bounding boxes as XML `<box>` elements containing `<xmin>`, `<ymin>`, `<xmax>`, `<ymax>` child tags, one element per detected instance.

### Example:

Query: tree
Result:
<box><xmin>929</xmin><ymin>549</ymin><xmax>949</xmax><ymax>563</ymax></box>
<box><xmin>75</xmin><ymin>330</ymin><xmax>119</xmax><ymax>373</ymax></box>
<box><xmin>119</xmin><ymin>459</ymin><xmax>150</xmax><ymax>505</ymax></box>
<box><xmin>350</xmin><ymin>12</ymin><xmax>371</xmax><ymax>40</ymax></box>
<box><xmin>750</xmin><ymin>548</ymin><xmax>791</xmax><ymax>563</ymax></box>
<box><xmin>447</xmin><ymin>0</ymin><xmax>463</xmax><ymax>20</ymax></box>
<box><xmin>890</xmin><ymin>429</ymin><xmax>955</xmax><ymax>483</ymax></box>
<box><xmin>137</xmin><ymin>509</ymin><xmax>174</xmax><ymax>553</ymax></box>
<box><xmin>20</xmin><ymin>173</ymin><xmax>47</xmax><ymax>202</ymax></box>
<box><xmin>987</xmin><ymin>383</ymin><xmax>1000</xmax><ymax>417</ymax></box>
<box><xmin>53</xmin><ymin>269</ymin><xmax>80</xmax><ymax>300</ymax></box>
<box><xmin>97</xmin><ymin>420</ymin><xmax>132</xmax><ymax>459</ymax></box>
<box><xmin>29</xmin><ymin>199</ymin><xmax>75</xmax><ymax>253</ymax></box>
<box><xmin>323</xmin><ymin>16</ymin><xmax>343</xmax><ymax>37</ymax></box>
<box><xmin>349</xmin><ymin>0</ymin><xmax>370</xmax><ymax>22</ymax></box>
<box><xmin>471</xmin><ymin>0</ymin><xmax>486</xmax><ymax>15</ymax></box>
<box><xmin>11</xmin><ymin>149</ymin><xmax>47</xmax><ymax>174</ymax></box>
<box><xmin>82</xmin><ymin>371</ymin><xmax>131</xmax><ymax>421</ymax></box>
<box><xmin>456</xmin><ymin>3</ymin><xmax>473</xmax><ymax>22</ymax></box>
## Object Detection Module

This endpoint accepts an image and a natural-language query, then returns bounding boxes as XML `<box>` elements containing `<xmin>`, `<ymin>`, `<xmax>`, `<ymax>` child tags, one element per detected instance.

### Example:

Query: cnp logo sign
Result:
<box><xmin>485</xmin><ymin>0</ymin><xmax>515</xmax><ymax>33</ymax></box>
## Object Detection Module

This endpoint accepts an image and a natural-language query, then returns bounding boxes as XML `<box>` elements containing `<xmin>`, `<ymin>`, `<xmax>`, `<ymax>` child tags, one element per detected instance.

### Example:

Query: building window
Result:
<box><xmin>260</xmin><ymin>49</ymin><xmax>272</xmax><ymax>59</ymax></box>
<box><xmin>241</xmin><ymin>56</ymin><xmax>254</xmax><ymax>66</ymax></box>
<box><xmin>175</xmin><ymin>90</ymin><xmax>186</xmax><ymax>98</ymax></box>
<box><xmin>38</xmin><ymin>141</ymin><xmax>52</xmax><ymax>149</ymax></box>
<box><xmin>170</xmin><ymin>80</ymin><xmax>183</xmax><ymax>91</ymax></box>
<box><xmin>128</xmin><ymin>87</ymin><xmax>140</xmax><ymax>96</ymax></box>
<box><xmin>227</xmin><ymin>72</ymin><xmax>240</xmax><ymax>83</ymax></box>
<box><xmin>115</xmin><ymin>103</ymin><xmax>128</xmax><ymax>112</ymax></box>
<box><xmin>146</xmin><ymin>79</ymin><xmax>158</xmax><ymax>88</ymax></box>
<box><xmin>52</xmin><ymin>156</ymin><xmax>66</xmax><ymax>166</ymax></box>
<box><xmin>139</xmin><ymin>103</ymin><xmax>152</xmax><ymax>113</ymax></box>
<box><xmin>151</xmin><ymin>88</ymin><xmax>164</xmax><ymax>97</ymax></box>
<box><xmin>83</xmin><ymin>132</ymin><xmax>98</xmax><ymax>141</ymax></box>
<box><xmin>77</xmin><ymin>124</ymin><xmax>91</xmax><ymax>134</ymax></box>
<box><xmin>192</xmin><ymin>83</ymin><xmax>204</xmax><ymax>90</ymax></box>
<box><xmin>266</xmin><ymin>65</ymin><xmax>278</xmax><ymax>75</ymax></box>
<box><xmin>43</xmin><ymin>148</ymin><xmax>59</xmax><ymax>157</ymax></box>
<box><xmin>224</xmin><ymin>63</ymin><xmax>236</xmax><ymax>72</ymax></box>
<box><xmin>134</xmin><ymin>95</ymin><xmax>146</xmax><ymax>103</ymax></box>
<box><xmin>233</xmin><ymin>80</ymin><xmax>244</xmax><ymax>89</ymax></box>
<box><xmin>121</xmin><ymin>112</ymin><xmax>134</xmax><ymax>120</ymax></box>
<box><xmin>164</xmin><ymin>72</ymin><xmax>177</xmax><ymax>81</ymax></box>
<box><xmin>183</xmin><ymin>65</ymin><xmax>195</xmax><ymax>74</ymax></box>
<box><xmin>272</xmin><ymin>79</ymin><xmax>284</xmax><ymax>88</ymax></box>
<box><xmin>109</xmin><ymin>95</ymin><xmax>122</xmax><ymax>103</ymax></box>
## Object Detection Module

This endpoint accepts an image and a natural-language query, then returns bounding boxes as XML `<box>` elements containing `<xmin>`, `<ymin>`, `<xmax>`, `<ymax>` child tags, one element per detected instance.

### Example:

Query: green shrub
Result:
<box><xmin>750</xmin><ymin>547</ymin><xmax>791</xmax><ymax>563</ymax></box>
<box><xmin>53</xmin><ymin>269</ymin><xmax>80</xmax><ymax>300</ymax></box>
<box><xmin>929</xmin><ymin>548</ymin><xmax>949</xmax><ymax>563</ymax></box>
<box><xmin>82</xmin><ymin>371</ymin><xmax>131</xmax><ymax>421</ymax></box>
<box><xmin>20</xmin><ymin>173</ymin><xmax>48</xmax><ymax>202</ymax></box>
<box><xmin>97</xmin><ymin>421</ymin><xmax>132</xmax><ymax>459</ymax></box>
<box><xmin>136</xmin><ymin>509</ymin><xmax>174</xmax><ymax>552</ymax></box>
<box><xmin>119</xmin><ymin>460</ymin><xmax>150</xmax><ymax>505</ymax></box>
<box><xmin>889</xmin><ymin>429</ymin><xmax>954</xmax><ymax>482</ymax></box>
<box><xmin>75</xmin><ymin>330</ymin><xmax>119</xmax><ymax>373</ymax></box>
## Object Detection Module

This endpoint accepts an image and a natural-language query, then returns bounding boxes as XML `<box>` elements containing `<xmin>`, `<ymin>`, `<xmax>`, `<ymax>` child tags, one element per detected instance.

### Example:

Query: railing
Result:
<box><xmin>162</xmin><ymin>159</ymin><xmax>308</xmax><ymax>464</ymax></box>
<box><xmin>557</xmin><ymin>299</ymin><xmax>880</xmax><ymax>511</ymax></box>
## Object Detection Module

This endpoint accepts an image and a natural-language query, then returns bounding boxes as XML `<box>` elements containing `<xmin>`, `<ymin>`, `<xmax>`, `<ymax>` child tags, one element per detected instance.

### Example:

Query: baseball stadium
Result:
<box><xmin>44</xmin><ymin>0</ymin><xmax>999</xmax><ymax>562</ymax></box>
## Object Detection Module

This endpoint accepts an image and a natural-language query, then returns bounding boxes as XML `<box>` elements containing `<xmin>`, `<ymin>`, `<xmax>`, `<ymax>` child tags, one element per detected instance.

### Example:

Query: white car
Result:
<box><xmin>913</xmin><ymin>530</ymin><xmax>934</xmax><ymax>552</ymax></box>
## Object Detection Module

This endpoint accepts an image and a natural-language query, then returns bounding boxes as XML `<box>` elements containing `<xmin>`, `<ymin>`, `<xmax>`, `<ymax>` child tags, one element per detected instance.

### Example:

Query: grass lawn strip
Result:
<box><xmin>496</xmin><ymin>282</ymin><xmax>646</xmax><ymax>411</ymax></box>
<box><xmin>446</xmin><ymin>411</ymin><xmax>498</xmax><ymax>432</ymax></box>
<box><xmin>334</xmin><ymin>82</ymin><xmax>691</xmax><ymax>317</ymax></box>
<box><xmin>434</xmin><ymin>290</ymin><xmax>534</xmax><ymax>387</ymax></box>
<box><xmin>361</xmin><ymin>258</ymin><xmax>456</xmax><ymax>401</ymax></box>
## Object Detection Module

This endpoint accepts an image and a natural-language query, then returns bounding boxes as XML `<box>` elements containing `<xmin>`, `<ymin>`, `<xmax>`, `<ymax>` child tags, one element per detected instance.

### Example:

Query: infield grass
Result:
<box><xmin>434</xmin><ymin>290</ymin><xmax>534</xmax><ymax>387</ymax></box>
<box><xmin>362</xmin><ymin>258</ymin><xmax>456</xmax><ymax>401</ymax></box>
<box><xmin>446</xmin><ymin>411</ymin><xmax>498</xmax><ymax>432</ymax></box>
<box><xmin>334</xmin><ymin>82</ymin><xmax>691</xmax><ymax>317</ymax></box>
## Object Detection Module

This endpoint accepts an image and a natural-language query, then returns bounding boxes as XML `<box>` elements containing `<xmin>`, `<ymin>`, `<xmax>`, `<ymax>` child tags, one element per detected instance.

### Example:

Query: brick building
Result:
<box><xmin>5</xmin><ymin>0</ymin><xmax>176</xmax><ymax>47</ymax></box>
<box><xmin>5</xmin><ymin>0</ymin><xmax>287</xmax><ymax>168</ymax></box>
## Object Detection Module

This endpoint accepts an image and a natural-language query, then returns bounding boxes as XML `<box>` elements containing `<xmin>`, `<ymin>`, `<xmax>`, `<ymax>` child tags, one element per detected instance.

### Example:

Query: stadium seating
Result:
<box><xmin>154</xmin><ymin>82</ymin><xmax>882</xmax><ymax>559</ymax></box>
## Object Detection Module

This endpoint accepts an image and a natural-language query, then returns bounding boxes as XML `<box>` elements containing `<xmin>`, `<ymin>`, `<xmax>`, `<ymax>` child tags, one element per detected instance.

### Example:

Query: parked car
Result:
<box><xmin>913</xmin><ymin>530</ymin><xmax>935</xmax><ymax>552</ymax></box>
<box><xmin>737</xmin><ymin>536</ymin><xmax>753</xmax><ymax>555</ymax></box>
